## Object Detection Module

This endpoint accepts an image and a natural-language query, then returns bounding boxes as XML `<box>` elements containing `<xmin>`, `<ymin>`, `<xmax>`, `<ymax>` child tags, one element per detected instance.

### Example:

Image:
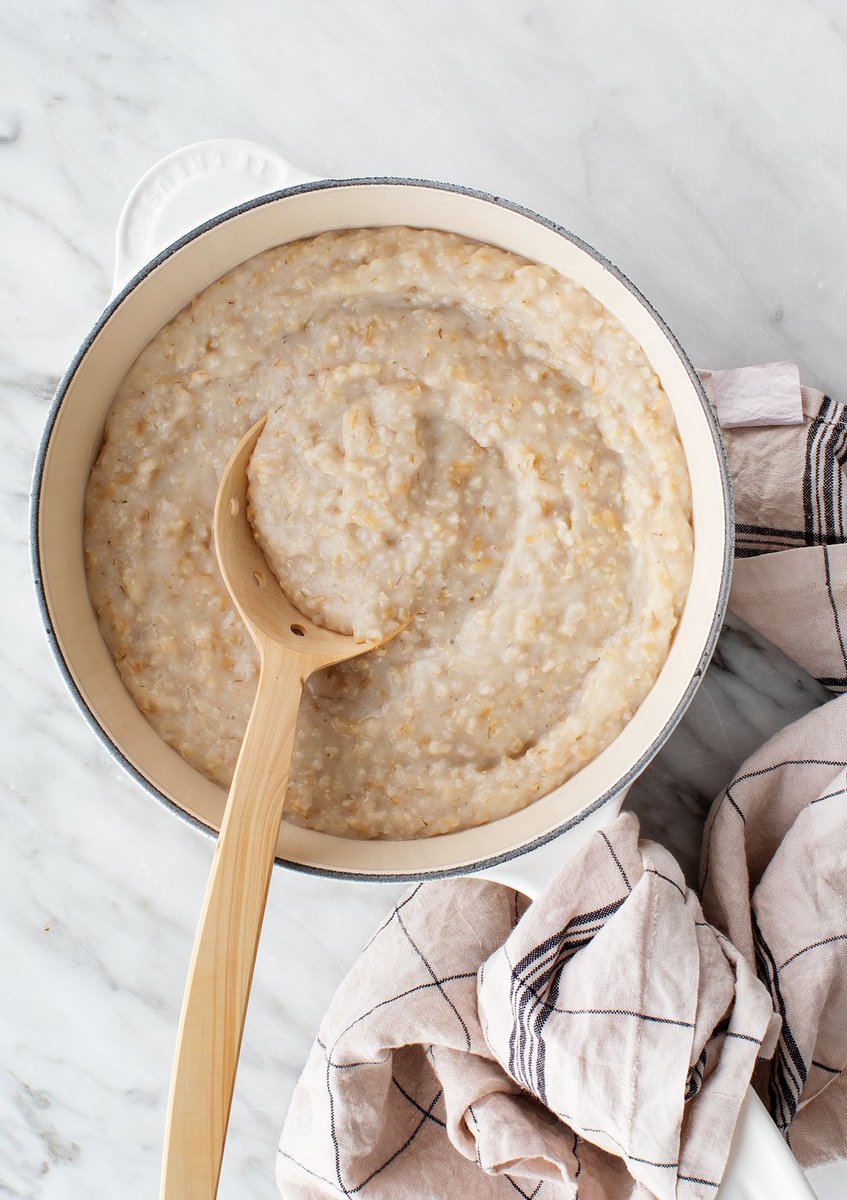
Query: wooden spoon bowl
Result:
<box><xmin>215</xmin><ymin>416</ymin><xmax>375</xmax><ymax>664</ymax></box>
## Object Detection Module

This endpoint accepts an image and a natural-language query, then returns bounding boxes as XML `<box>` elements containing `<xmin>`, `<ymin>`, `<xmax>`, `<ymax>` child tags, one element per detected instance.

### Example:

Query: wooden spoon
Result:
<box><xmin>161</xmin><ymin>416</ymin><xmax>380</xmax><ymax>1199</ymax></box>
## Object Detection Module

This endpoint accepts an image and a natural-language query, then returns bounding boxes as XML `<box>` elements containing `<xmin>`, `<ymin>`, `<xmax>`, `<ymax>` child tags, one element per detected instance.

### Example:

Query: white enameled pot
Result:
<box><xmin>32</xmin><ymin>138</ymin><xmax>731</xmax><ymax>883</ymax></box>
<box><xmin>31</xmin><ymin>139</ymin><xmax>815</xmax><ymax>1200</ymax></box>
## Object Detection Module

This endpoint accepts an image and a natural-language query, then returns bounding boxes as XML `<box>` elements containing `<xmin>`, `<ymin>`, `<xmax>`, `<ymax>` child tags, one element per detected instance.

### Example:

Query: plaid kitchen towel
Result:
<box><xmin>701</xmin><ymin>384</ymin><xmax>847</xmax><ymax>1165</ymax></box>
<box><xmin>278</xmin><ymin>380</ymin><xmax>847</xmax><ymax>1199</ymax></box>
<box><xmin>723</xmin><ymin>387</ymin><xmax>847</xmax><ymax>693</ymax></box>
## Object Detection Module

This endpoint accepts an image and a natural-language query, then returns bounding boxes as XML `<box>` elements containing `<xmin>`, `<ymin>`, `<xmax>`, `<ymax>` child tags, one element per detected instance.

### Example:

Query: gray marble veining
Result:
<box><xmin>2</xmin><ymin>1</ymin><xmax>846</xmax><ymax>1196</ymax></box>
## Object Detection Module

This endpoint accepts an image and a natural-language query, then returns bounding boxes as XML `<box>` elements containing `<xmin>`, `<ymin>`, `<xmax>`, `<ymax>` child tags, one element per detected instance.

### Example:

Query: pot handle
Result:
<box><xmin>475</xmin><ymin>790</ymin><xmax>626</xmax><ymax>899</ymax></box>
<box><xmin>112</xmin><ymin>138</ymin><xmax>321</xmax><ymax>297</ymax></box>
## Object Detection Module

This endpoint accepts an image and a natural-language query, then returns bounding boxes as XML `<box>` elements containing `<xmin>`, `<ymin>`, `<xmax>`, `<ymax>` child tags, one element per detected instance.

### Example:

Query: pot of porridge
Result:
<box><xmin>31</xmin><ymin>140</ymin><xmax>732</xmax><ymax>882</ymax></box>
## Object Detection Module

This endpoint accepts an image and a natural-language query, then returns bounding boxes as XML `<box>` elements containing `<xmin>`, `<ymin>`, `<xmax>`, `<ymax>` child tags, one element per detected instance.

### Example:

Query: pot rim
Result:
<box><xmin>30</xmin><ymin>175</ymin><xmax>734</xmax><ymax>881</ymax></box>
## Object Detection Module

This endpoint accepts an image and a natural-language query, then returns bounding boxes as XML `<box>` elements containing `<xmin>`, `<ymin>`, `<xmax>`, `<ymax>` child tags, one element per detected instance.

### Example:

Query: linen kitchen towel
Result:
<box><xmin>278</xmin><ymin>819</ymin><xmax>778</xmax><ymax>1200</ymax></box>
<box><xmin>278</xmin><ymin>381</ymin><xmax>847</xmax><ymax>1199</ymax></box>
<box><xmin>701</xmin><ymin>383</ymin><xmax>847</xmax><ymax>1165</ymax></box>
<box><xmin>725</xmin><ymin>386</ymin><xmax>847</xmax><ymax>693</ymax></box>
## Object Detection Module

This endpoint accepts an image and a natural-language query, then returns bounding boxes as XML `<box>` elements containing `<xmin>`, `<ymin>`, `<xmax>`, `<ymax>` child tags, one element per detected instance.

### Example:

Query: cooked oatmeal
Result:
<box><xmin>85</xmin><ymin>226</ymin><xmax>693</xmax><ymax>839</ymax></box>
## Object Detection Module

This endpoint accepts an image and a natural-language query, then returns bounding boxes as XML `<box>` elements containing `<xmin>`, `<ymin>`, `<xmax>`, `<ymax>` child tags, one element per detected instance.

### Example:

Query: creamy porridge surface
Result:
<box><xmin>85</xmin><ymin>227</ymin><xmax>693</xmax><ymax>839</ymax></box>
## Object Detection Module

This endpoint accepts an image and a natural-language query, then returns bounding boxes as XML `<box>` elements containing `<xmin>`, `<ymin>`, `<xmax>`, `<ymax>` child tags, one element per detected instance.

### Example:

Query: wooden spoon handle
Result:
<box><xmin>160</xmin><ymin>641</ymin><xmax>303</xmax><ymax>1200</ymax></box>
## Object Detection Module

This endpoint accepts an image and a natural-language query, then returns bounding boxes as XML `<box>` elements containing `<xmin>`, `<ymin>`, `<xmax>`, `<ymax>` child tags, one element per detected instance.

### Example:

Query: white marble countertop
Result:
<box><xmin>3</xmin><ymin>2</ymin><xmax>846</xmax><ymax>1196</ymax></box>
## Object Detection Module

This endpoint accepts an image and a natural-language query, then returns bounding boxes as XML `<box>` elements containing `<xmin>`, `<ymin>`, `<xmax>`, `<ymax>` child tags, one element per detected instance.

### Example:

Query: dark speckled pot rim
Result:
<box><xmin>30</xmin><ymin>176</ymin><xmax>734</xmax><ymax>882</ymax></box>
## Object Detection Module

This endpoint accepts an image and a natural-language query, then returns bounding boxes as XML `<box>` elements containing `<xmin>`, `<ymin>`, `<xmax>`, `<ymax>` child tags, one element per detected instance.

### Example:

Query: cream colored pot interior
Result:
<box><xmin>36</xmin><ymin>183</ymin><xmax>729</xmax><ymax>877</ymax></box>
